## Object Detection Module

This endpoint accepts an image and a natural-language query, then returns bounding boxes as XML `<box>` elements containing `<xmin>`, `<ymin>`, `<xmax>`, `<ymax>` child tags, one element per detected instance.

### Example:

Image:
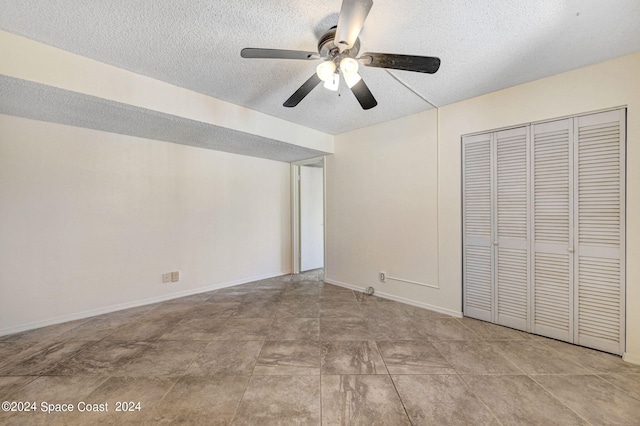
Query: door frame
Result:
<box><xmin>291</xmin><ymin>156</ymin><xmax>326</xmax><ymax>274</ymax></box>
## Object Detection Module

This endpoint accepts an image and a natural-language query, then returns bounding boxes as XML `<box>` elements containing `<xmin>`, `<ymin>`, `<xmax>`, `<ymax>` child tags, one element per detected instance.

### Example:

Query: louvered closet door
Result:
<box><xmin>495</xmin><ymin>127</ymin><xmax>530</xmax><ymax>331</ymax></box>
<box><xmin>463</xmin><ymin>133</ymin><xmax>494</xmax><ymax>322</ymax></box>
<box><xmin>531</xmin><ymin>119</ymin><xmax>574</xmax><ymax>341</ymax></box>
<box><xmin>574</xmin><ymin>110</ymin><xmax>625</xmax><ymax>355</ymax></box>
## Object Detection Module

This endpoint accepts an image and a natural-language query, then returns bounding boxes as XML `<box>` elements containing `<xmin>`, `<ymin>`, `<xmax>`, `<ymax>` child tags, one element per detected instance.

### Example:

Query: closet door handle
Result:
<box><xmin>568</xmin><ymin>247</ymin><xmax>575</xmax><ymax>253</ymax></box>
<box><xmin>493</xmin><ymin>241</ymin><xmax>498</xmax><ymax>246</ymax></box>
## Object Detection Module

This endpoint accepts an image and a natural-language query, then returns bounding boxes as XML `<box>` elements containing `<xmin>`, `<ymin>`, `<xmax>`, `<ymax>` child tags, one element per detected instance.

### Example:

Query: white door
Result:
<box><xmin>531</xmin><ymin>118</ymin><xmax>574</xmax><ymax>342</ymax></box>
<box><xmin>463</xmin><ymin>109</ymin><xmax>625</xmax><ymax>355</ymax></box>
<box><xmin>462</xmin><ymin>133</ymin><xmax>494</xmax><ymax>322</ymax></box>
<box><xmin>300</xmin><ymin>165</ymin><xmax>324</xmax><ymax>271</ymax></box>
<box><xmin>495</xmin><ymin>126</ymin><xmax>530</xmax><ymax>331</ymax></box>
<box><xmin>574</xmin><ymin>109</ymin><xmax>626</xmax><ymax>354</ymax></box>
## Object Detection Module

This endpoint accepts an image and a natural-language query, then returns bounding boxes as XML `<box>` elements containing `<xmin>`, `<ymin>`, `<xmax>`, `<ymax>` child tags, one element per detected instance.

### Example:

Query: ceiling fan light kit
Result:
<box><xmin>241</xmin><ymin>0</ymin><xmax>440</xmax><ymax>110</ymax></box>
<box><xmin>339</xmin><ymin>57</ymin><xmax>359</xmax><ymax>75</ymax></box>
<box><xmin>316</xmin><ymin>60</ymin><xmax>337</xmax><ymax>82</ymax></box>
<box><xmin>323</xmin><ymin>73</ymin><xmax>340</xmax><ymax>91</ymax></box>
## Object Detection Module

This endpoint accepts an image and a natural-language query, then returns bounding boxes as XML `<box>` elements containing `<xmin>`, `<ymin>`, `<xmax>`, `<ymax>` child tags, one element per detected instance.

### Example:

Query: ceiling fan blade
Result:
<box><xmin>335</xmin><ymin>0</ymin><xmax>373</xmax><ymax>52</ymax></box>
<box><xmin>283</xmin><ymin>74</ymin><xmax>323</xmax><ymax>108</ymax></box>
<box><xmin>360</xmin><ymin>52</ymin><xmax>441</xmax><ymax>74</ymax></box>
<box><xmin>350</xmin><ymin>77</ymin><xmax>377</xmax><ymax>110</ymax></box>
<box><xmin>241</xmin><ymin>48</ymin><xmax>320</xmax><ymax>60</ymax></box>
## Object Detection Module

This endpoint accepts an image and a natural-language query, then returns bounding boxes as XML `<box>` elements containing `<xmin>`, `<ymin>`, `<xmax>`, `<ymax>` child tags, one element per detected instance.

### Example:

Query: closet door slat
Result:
<box><xmin>574</xmin><ymin>110</ymin><xmax>625</xmax><ymax>355</ymax></box>
<box><xmin>463</xmin><ymin>133</ymin><xmax>494</xmax><ymax>321</ymax></box>
<box><xmin>531</xmin><ymin>118</ymin><xmax>574</xmax><ymax>342</ymax></box>
<box><xmin>495</xmin><ymin>127</ymin><xmax>530</xmax><ymax>331</ymax></box>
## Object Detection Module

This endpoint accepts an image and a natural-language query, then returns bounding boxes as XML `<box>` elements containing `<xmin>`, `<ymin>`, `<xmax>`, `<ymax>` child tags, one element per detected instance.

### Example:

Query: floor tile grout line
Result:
<box><xmin>319</xmin><ymin>365</ymin><xmax>323</xmax><ymax>426</ymax></box>
<box><xmin>594</xmin><ymin>372</ymin><xmax>640</xmax><ymax>401</ymax></box>
<box><xmin>229</xmin><ymin>369</ymin><xmax>259</xmax><ymax>424</ymax></box>
<box><xmin>177</xmin><ymin>338</ymin><xmax>213</xmax><ymax>377</ymax></box>
<box><xmin>385</xmin><ymin>368</ymin><xmax>417</xmax><ymax>425</ymax></box>
<box><xmin>428</xmin><ymin>338</ymin><xmax>461</xmax><ymax>374</ymax></box>
<box><xmin>0</xmin><ymin>375</ymin><xmax>40</xmax><ymax>399</ymax></box>
<box><xmin>34</xmin><ymin>339</ymin><xmax>103</xmax><ymax>377</ymax></box>
<box><xmin>526</xmin><ymin>374</ymin><xmax>595</xmax><ymax>425</ymax></box>
<box><xmin>149</xmin><ymin>374</ymin><xmax>189</xmax><ymax>422</ymax></box>
<box><xmin>453</xmin><ymin>317</ymin><xmax>482</xmax><ymax>340</ymax></box>
<box><xmin>534</xmin><ymin>339</ymin><xmax>606</xmax><ymax>374</ymax></box>
<box><xmin>251</xmin><ymin>340</ymin><xmax>268</xmax><ymax>375</ymax></box>
<box><xmin>429</xmin><ymin>335</ymin><xmax>506</xmax><ymax>425</ymax></box>
<box><xmin>489</xmin><ymin>344</ymin><xmax>531</xmax><ymax>376</ymax></box>
<box><xmin>455</xmin><ymin>373</ymin><xmax>506</xmax><ymax>426</ymax></box>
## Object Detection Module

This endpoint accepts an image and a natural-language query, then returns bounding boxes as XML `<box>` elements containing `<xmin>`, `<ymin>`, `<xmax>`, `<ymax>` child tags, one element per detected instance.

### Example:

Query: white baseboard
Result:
<box><xmin>324</xmin><ymin>278</ymin><xmax>463</xmax><ymax>318</ymax></box>
<box><xmin>0</xmin><ymin>270</ymin><xmax>290</xmax><ymax>337</ymax></box>
<box><xmin>623</xmin><ymin>351</ymin><xmax>640</xmax><ymax>365</ymax></box>
<box><xmin>323</xmin><ymin>278</ymin><xmax>364</xmax><ymax>293</ymax></box>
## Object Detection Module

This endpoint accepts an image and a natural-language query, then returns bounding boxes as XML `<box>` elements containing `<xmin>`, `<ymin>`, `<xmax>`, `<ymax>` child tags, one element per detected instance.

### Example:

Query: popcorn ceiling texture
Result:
<box><xmin>0</xmin><ymin>75</ymin><xmax>328</xmax><ymax>163</ymax></box>
<box><xmin>0</xmin><ymin>0</ymin><xmax>639</xmax><ymax>136</ymax></box>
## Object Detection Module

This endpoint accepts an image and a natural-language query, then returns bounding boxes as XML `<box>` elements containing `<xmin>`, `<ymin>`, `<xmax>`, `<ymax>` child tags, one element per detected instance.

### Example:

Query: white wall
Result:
<box><xmin>0</xmin><ymin>114</ymin><xmax>291</xmax><ymax>334</ymax></box>
<box><xmin>326</xmin><ymin>52</ymin><xmax>640</xmax><ymax>363</ymax></box>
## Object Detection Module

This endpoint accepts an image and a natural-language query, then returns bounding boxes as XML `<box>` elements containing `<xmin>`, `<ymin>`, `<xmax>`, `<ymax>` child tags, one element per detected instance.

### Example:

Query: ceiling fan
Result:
<box><xmin>240</xmin><ymin>0</ymin><xmax>440</xmax><ymax>110</ymax></box>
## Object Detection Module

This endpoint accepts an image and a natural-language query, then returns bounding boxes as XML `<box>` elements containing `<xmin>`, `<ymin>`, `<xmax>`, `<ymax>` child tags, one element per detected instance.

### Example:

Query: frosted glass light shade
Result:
<box><xmin>339</xmin><ymin>57</ymin><xmax>359</xmax><ymax>75</ymax></box>
<box><xmin>316</xmin><ymin>61</ymin><xmax>336</xmax><ymax>82</ymax></box>
<box><xmin>323</xmin><ymin>73</ymin><xmax>340</xmax><ymax>91</ymax></box>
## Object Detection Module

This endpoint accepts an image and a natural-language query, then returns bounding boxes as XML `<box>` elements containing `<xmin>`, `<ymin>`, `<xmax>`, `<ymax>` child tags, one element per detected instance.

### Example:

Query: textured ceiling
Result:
<box><xmin>1</xmin><ymin>0</ymin><xmax>639</xmax><ymax>136</ymax></box>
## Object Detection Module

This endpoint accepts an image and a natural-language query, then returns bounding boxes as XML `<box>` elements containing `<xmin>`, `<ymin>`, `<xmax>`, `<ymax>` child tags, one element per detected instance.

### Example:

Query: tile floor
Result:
<box><xmin>0</xmin><ymin>270</ymin><xmax>639</xmax><ymax>425</ymax></box>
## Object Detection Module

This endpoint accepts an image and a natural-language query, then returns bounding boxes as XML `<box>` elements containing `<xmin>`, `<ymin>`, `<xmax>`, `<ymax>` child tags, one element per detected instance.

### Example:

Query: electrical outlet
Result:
<box><xmin>171</xmin><ymin>271</ymin><xmax>180</xmax><ymax>282</ymax></box>
<box><xmin>162</xmin><ymin>273</ymin><xmax>171</xmax><ymax>283</ymax></box>
<box><xmin>379</xmin><ymin>272</ymin><xmax>386</xmax><ymax>282</ymax></box>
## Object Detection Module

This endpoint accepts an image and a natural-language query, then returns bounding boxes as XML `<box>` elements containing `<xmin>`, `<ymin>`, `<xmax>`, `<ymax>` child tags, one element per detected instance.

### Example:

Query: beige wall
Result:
<box><xmin>326</xmin><ymin>52</ymin><xmax>640</xmax><ymax>363</ymax></box>
<box><xmin>0</xmin><ymin>115</ymin><xmax>292</xmax><ymax>334</ymax></box>
<box><xmin>326</xmin><ymin>110</ymin><xmax>446</xmax><ymax>312</ymax></box>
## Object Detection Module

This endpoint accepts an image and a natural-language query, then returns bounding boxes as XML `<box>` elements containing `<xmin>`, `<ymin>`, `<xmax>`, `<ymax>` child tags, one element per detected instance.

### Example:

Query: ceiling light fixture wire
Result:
<box><xmin>384</xmin><ymin>69</ymin><xmax>438</xmax><ymax>108</ymax></box>
<box><xmin>384</xmin><ymin>69</ymin><xmax>442</xmax><ymax>290</ymax></box>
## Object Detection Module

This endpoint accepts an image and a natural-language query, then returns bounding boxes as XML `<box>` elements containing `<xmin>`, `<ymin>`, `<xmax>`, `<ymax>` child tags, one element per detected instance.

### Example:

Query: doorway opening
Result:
<box><xmin>291</xmin><ymin>157</ymin><xmax>325</xmax><ymax>275</ymax></box>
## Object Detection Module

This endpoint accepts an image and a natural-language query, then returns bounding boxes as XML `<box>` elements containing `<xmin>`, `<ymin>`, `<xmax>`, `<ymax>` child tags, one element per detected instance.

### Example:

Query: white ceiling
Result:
<box><xmin>1</xmin><ymin>0</ymin><xmax>639</xmax><ymax>136</ymax></box>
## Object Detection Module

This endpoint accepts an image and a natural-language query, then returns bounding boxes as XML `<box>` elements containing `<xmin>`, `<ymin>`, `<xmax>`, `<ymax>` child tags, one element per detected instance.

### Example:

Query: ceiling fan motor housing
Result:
<box><xmin>318</xmin><ymin>27</ymin><xmax>360</xmax><ymax>61</ymax></box>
